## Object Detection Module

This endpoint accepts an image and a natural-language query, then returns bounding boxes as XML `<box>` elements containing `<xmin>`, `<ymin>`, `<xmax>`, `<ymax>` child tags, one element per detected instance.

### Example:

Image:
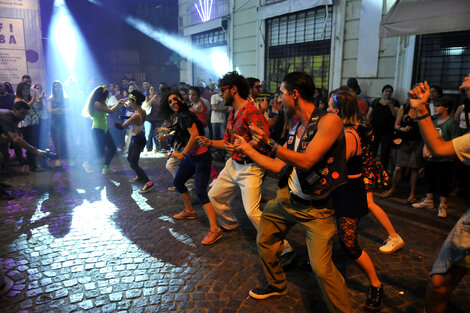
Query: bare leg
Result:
<box><xmin>181</xmin><ymin>192</ymin><xmax>195</xmax><ymax>214</ymax></box>
<box><xmin>382</xmin><ymin>166</ymin><xmax>402</xmax><ymax>197</ymax></box>
<box><xmin>409</xmin><ymin>169</ymin><xmax>419</xmax><ymax>201</ymax></box>
<box><xmin>367</xmin><ymin>192</ymin><xmax>398</xmax><ymax>237</ymax></box>
<box><xmin>355</xmin><ymin>251</ymin><xmax>381</xmax><ymax>287</ymax></box>
<box><xmin>202</xmin><ymin>202</ymin><xmax>220</xmax><ymax>231</ymax></box>
<box><xmin>425</xmin><ymin>266</ymin><xmax>468</xmax><ymax>313</ymax></box>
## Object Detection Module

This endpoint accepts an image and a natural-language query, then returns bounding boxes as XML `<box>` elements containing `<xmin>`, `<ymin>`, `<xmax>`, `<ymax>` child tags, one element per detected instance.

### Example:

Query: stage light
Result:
<box><xmin>210</xmin><ymin>50</ymin><xmax>229</xmax><ymax>78</ymax></box>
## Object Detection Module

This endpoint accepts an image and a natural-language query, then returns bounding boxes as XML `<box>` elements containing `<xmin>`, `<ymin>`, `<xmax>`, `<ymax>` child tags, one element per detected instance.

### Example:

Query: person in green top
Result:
<box><xmin>412</xmin><ymin>97</ymin><xmax>461</xmax><ymax>218</ymax></box>
<box><xmin>82</xmin><ymin>85</ymin><xmax>124</xmax><ymax>174</ymax></box>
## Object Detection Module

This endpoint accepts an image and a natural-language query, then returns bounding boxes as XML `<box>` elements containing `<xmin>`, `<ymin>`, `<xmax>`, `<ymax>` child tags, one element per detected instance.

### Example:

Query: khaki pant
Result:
<box><xmin>257</xmin><ymin>186</ymin><xmax>352</xmax><ymax>313</ymax></box>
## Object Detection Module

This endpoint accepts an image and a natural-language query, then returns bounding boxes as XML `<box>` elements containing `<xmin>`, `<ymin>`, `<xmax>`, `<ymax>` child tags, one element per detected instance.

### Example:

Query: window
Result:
<box><xmin>192</xmin><ymin>28</ymin><xmax>227</xmax><ymax>49</ymax></box>
<box><xmin>265</xmin><ymin>6</ymin><xmax>332</xmax><ymax>92</ymax></box>
<box><xmin>413</xmin><ymin>30</ymin><xmax>470</xmax><ymax>92</ymax></box>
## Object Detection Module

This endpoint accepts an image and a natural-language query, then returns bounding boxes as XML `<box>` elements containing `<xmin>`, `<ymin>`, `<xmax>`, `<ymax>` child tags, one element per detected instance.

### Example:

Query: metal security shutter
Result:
<box><xmin>265</xmin><ymin>6</ymin><xmax>332</xmax><ymax>92</ymax></box>
<box><xmin>413</xmin><ymin>30</ymin><xmax>470</xmax><ymax>92</ymax></box>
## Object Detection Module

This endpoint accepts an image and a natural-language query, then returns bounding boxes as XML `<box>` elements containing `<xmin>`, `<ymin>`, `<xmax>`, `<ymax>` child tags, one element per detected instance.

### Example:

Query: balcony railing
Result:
<box><xmin>186</xmin><ymin>0</ymin><xmax>230</xmax><ymax>27</ymax></box>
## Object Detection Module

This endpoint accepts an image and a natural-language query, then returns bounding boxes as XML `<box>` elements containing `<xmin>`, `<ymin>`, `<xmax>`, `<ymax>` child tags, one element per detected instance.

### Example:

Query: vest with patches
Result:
<box><xmin>279</xmin><ymin>109</ymin><xmax>347</xmax><ymax>200</ymax></box>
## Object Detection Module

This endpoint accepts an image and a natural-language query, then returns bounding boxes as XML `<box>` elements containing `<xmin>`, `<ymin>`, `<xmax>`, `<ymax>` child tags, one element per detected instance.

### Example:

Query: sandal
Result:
<box><xmin>173</xmin><ymin>210</ymin><xmax>196</xmax><ymax>220</ymax></box>
<box><xmin>201</xmin><ymin>228</ymin><xmax>223</xmax><ymax>245</ymax></box>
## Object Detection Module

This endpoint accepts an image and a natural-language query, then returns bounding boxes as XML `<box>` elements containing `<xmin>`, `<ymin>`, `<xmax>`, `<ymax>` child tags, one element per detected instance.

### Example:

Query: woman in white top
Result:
<box><xmin>115</xmin><ymin>90</ymin><xmax>155</xmax><ymax>194</ymax></box>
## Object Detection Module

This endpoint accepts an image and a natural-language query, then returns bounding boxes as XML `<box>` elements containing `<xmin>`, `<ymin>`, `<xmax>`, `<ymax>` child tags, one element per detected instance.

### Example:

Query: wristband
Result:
<box><xmin>270</xmin><ymin>143</ymin><xmax>279</xmax><ymax>158</ymax></box>
<box><xmin>181</xmin><ymin>152</ymin><xmax>186</xmax><ymax>157</ymax></box>
<box><xmin>415</xmin><ymin>112</ymin><xmax>430</xmax><ymax>121</ymax></box>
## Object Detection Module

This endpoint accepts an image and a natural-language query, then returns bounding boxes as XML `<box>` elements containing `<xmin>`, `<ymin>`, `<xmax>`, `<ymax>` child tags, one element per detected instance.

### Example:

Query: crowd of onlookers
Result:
<box><xmin>1</xmin><ymin>74</ymin><xmax>469</xmax><ymax>218</ymax></box>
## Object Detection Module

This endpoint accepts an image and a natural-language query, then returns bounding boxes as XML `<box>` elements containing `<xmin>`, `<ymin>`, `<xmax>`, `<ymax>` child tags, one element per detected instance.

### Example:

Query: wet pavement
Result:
<box><xmin>0</xmin><ymin>154</ymin><xmax>469</xmax><ymax>313</ymax></box>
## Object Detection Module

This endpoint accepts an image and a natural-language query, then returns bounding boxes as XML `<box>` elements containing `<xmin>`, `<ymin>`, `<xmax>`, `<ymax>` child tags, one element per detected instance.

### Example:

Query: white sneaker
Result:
<box><xmin>379</xmin><ymin>235</ymin><xmax>405</xmax><ymax>254</ymax></box>
<box><xmin>437</xmin><ymin>204</ymin><xmax>448</xmax><ymax>218</ymax></box>
<box><xmin>102</xmin><ymin>168</ymin><xmax>117</xmax><ymax>175</ymax></box>
<box><xmin>168</xmin><ymin>186</ymin><xmax>176</xmax><ymax>191</ymax></box>
<box><xmin>82</xmin><ymin>162</ymin><xmax>93</xmax><ymax>173</ymax></box>
<box><xmin>412</xmin><ymin>198</ymin><xmax>434</xmax><ymax>209</ymax></box>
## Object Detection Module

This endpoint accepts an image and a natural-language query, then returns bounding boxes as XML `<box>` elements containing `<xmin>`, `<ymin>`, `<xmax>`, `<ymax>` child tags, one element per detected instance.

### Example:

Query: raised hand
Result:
<box><xmin>459</xmin><ymin>74</ymin><xmax>470</xmax><ymax>92</ymax></box>
<box><xmin>409</xmin><ymin>81</ymin><xmax>430</xmax><ymax>111</ymax></box>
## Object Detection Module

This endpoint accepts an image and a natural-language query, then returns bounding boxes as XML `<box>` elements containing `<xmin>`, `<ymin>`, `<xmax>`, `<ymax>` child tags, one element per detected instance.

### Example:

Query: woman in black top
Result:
<box><xmin>367</xmin><ymin>84</ymin><xmax>400</xmax><ymax>173</ymax></box>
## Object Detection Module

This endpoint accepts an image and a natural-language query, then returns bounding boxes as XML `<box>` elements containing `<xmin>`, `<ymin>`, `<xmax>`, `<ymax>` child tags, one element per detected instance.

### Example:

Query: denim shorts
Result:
<box><xmin>431</xmin><ymin>208</ymin><xmax>470</xmax><ymax>275</ymax></box>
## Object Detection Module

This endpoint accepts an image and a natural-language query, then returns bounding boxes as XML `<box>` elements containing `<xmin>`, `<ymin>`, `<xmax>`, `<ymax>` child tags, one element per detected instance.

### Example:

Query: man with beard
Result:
<box><xmin>198</xmin><ymin>72</ymin><xmax>294</xmax><ymax>259</ymax></box>
<box><xmin>197</xmin><ymin>72</ymin><xmax>268</xmax><ymax>232</ymax></box>
<box><xmin>234</xmin><ymin>72</ymin><xmax>352</xmax><ymax>312</ymax></box>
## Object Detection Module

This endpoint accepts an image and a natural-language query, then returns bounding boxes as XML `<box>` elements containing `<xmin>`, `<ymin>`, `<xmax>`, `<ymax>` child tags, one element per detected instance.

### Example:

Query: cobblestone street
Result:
<box><xmin>1</xmin><ymin>154</ymin><xmax>469</xmax><ymax>312</ymax></box>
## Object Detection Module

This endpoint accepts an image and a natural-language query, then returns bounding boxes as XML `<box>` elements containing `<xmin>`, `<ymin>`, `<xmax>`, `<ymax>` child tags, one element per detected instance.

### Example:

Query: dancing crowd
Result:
<box><xmin>1</xmin><ymin>71</ymin><xmax>470</xmax><ymax>312</ymax></box>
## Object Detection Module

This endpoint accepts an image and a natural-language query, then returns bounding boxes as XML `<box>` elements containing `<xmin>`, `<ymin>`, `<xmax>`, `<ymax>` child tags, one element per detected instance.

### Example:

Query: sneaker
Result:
<box><xmin>201</xmin><ymin>228</ymin><xmax>223</xmax><ymax>245</ymax></box>
<box><xmin>437</xmin><ymin>204</ymin><xmax>448</xmax><ymax>218</ymax></box>
<box><xmin>365</xmin><ymin>284</ymin><xmax>384</xmax><ymax>311</ymax></box>
<box><xmin>102</xmin><ymin>168</ymin><xmax>117</xmax><ymax>175</ymax></box>
<box><xmin>168</xmin><ymin>186</ymin><xmax>176</xmax><ymax>191</ymax></box>
<box><xmin>379</xmin><ymin>235</ymin><xmax>405</xmax><ymax>254</ymax></box>
<box><xmin>412</xmin><ymin>198</ymin><xmax>434</xmax><ymax>209</ymax></box>
<box><xmin>82</xmin><ymin>162</ymin><xmax>93</xmax><ymax>174</ymax></box>
<box><xmin>173</xmin><ymin>210</ymin><xmax>196</xmax><ymax>220</ymax></box>
<box><xmin>249</xmin><ymin>285</ymin><xmax>287</xmax><ymax>300</ymax></box>
<box><xmin>139</xmin><ymin>182</ymin><xmax>155</xmax><ymax>194</ymax></box>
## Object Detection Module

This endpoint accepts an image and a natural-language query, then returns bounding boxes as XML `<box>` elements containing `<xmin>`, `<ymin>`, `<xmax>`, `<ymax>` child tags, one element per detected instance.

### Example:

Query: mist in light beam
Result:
<box><xmin>87</xmin><ymin>0</ymin><xmax>229</xmax><ymax>78</ymax></box>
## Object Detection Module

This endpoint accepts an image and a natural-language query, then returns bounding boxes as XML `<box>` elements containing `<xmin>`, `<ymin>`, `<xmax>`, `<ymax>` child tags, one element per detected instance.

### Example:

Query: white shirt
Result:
<box><xmin>210</xmin><ymin>93</ymin><xmax>226</xmax><ymax>123</ymax></box>
<box><xmin>287</xmin><ymin>136</ymin><xmax>316</xmax><ymax>200</ymax></box>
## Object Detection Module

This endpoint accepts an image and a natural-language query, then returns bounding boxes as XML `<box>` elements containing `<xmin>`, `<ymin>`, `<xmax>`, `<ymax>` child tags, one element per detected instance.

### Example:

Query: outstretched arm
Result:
<box><xmin>409</xmin><ymin>82</ymin><xmax>456</xmax><ymax>157</ymax></box>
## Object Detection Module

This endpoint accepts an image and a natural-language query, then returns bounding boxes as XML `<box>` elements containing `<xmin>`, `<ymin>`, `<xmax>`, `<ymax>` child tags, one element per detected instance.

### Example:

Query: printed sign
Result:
<box><xmin>0</xmin><ymin>18</ymin><xmax>25</xmax><ymax>50</ymax></box>
<box><xmin>0</xmin><ymin>49</ymin><xmax>27</xmax><ymax>82</ymax></box>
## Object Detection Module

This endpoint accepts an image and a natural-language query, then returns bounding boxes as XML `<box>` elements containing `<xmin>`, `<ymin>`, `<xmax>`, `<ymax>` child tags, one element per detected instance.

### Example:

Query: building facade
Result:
<box><xmin>178</xmin><ymin>0</ymin><xmax>470</xmax><ymax>102</ymax></box>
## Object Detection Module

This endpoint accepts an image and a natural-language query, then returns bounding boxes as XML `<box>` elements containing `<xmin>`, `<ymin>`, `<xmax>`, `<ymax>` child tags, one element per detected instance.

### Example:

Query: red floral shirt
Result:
<box><xmin>224</xmin><ymin>100</ymin><xmax>269</xmax><ymax>162</ymax></box>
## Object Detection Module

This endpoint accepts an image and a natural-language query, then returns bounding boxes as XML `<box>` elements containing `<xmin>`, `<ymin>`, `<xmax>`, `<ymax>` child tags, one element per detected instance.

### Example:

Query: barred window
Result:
<box><xmin>265</xmin><ymin>6</ymin><xmax>332</xmax><ymax>92</ymax></box>
<box><xmin>192</xmin><ymin>28</ymin><xmax>226</xmax><ymax>49</ymax></box>
<box><xmin>413</xmin><ymin>30</ymin><xmax>470</xmax><ymax>92</ymax></box>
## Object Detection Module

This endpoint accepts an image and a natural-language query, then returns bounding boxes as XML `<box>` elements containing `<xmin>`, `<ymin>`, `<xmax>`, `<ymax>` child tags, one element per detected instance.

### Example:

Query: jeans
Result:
<box><xmin>145</xmin><ymin>120</ymin><xmax>162</xmax><ymax>151</ymax></box>
<box><xmin>174</xmin><ymin>150</ymin><xmax>212</xmax><ymax>204</ymax></box>
<box><xmin>127</xmin><ymin>134</ymin><xmax>149</xmax><ymax>182</ymax></box>
<box><xmin>90</xmin><ymin>128</ymin><xmax>116</xmax><ymax>166</ymax></box>
<box><xmin>211</xmin><ymin>122</ymin><xmax>226</xmax><ymax>140</ymax></box>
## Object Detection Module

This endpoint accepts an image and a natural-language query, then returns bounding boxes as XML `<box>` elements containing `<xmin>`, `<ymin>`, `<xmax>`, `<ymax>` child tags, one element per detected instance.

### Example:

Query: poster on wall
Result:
<box><xmin>0</xmin><ymin>0</ymin><xmax>45</xmax><ymax>85</ymax></box>
<box><xmin>0</xmin><ymin>17</ymin><xmax>27</xmax><ymax>82</ymax></box>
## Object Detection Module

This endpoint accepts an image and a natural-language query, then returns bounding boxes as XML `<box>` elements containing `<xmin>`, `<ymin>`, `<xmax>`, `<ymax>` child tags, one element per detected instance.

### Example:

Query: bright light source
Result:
<box><xmin>210</xmin><ymin>50</ymin><xmax>229</xmax><ymax>78</ymax></box>
<box><xmin>445</xmin><ymin>47</ymin><xmax>465</xmax><ymax>56</ymax></box>
<box><xmin>195</xmin><ymin>0</ymin><xmax>214</xmax><ymax>23</ymax></box>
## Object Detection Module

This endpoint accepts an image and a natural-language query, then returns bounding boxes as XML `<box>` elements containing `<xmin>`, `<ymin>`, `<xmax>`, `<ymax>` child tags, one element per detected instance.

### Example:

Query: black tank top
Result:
<box><xmin>346</xmin><ymin>130</ymin><xmax>362</xmax><ymax>175</ymax></box>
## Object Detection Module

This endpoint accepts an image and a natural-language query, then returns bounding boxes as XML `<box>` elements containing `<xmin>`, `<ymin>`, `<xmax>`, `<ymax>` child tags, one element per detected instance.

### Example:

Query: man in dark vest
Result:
<box><xmin>234</xmin><ymin>72</ymin><xmax>352</xmax><ymax>313</ymax></box>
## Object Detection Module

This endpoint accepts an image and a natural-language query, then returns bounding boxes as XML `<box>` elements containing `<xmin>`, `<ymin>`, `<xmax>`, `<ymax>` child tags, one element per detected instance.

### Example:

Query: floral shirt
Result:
<box><xmin>224</xmin><ymin>100</ymin><xmax>269</xmax><ymax>162</ymax></box>
<box><xmin>17</xmin><ymin>99</ymin><xmax>40</xmax><ymax>128</ymax></box>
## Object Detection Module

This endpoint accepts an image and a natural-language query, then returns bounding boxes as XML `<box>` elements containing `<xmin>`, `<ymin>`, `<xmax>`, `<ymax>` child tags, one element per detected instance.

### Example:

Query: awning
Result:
<box><xmin>380</xmin><ymin>0</ymin><xmax>470</xmax><ymax>38</ymax></box>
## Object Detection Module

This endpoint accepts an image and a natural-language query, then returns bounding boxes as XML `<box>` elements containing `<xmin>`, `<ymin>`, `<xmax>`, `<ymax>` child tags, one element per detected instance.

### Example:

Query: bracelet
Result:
<box><xmin>210</xmin><ymin>140</ymin><xmax>213</xmax><ymax>146</ymax></box>
<box><xmin>270</xmin><ymin>143</ymin><xmax>279</xmax><ymax>158</ymax></box>
<box><xmin>182</xmin><ymin>152</ymin><xmax>186</xmax><ymax>157</ymax></box>
<box><xmin>415</xmin><ymin>112</ymin><xmax>431</xmax><ymax>121</ymax></box>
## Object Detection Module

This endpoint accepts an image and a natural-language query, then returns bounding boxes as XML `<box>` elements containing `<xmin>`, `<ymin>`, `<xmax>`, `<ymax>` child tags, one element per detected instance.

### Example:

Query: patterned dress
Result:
<box><xmin>357</xmin><ymin>122</ymin><xmax>389</xmax><ymax>191</ymax></box>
